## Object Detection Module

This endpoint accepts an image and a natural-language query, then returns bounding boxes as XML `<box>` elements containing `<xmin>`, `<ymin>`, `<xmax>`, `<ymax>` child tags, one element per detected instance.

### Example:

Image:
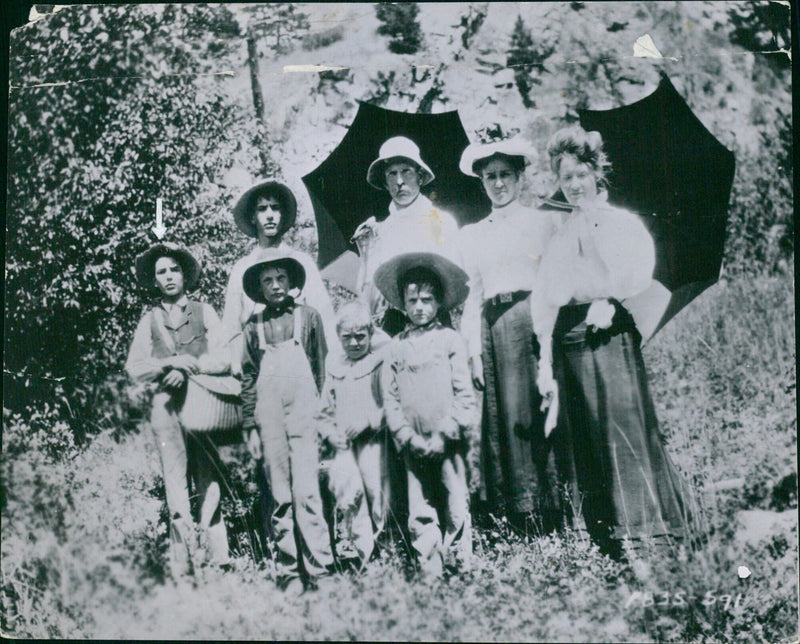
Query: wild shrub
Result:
<box><xmin>301</xmin><ymin>26</ymin><xmax>345</xmax><ymax>51</ymax></box>
<box><xmin>724</xmin><ymin>106</ymin><xmax>793</xmax><ymax>276</ymax></box>
<box><xmin>375</xmin><ymin>2</ymin><xmax>424</xmax><ymax>54</ymax></box>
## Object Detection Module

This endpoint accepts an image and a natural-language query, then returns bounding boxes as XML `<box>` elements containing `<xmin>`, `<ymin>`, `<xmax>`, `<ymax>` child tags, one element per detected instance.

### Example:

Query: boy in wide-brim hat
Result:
<box><xmin>376</xmin><ymin>252</ymin><xmax>476</xmax><ymax>577</ymax></box>
<box><xmin>239</xmin><ymin>249</ymin><xmax>333</xmax><ymax>593</ymax></box>
<box><xmin>126</xmin><ymin>243</ymin><xmax>231</xmax><ymax>577</ymax></box>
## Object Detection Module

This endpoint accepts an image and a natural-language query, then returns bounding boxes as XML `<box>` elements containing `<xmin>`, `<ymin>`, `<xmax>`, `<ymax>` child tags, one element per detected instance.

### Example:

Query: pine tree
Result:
<box><xmin>507</xmin><ymin>15</ymin><xmax>538</xmax><ymax>108</ymax></box>
<box><xmin>727</xmin><ymin>0</ymin><xmax>790</xmax><ymax>71</ymax></box>
<box><xmin>375</xmin><ymin>2</ymin><xmax>423</xmax><ymax>54</ymax></box>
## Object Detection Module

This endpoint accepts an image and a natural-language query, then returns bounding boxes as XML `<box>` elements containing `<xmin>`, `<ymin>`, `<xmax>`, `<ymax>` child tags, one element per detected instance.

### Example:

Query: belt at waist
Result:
<box><xmin>553</xmin><ymin>298</ymin><xmax>638</xmax><ymax>343</ymax></box>
<box><xmin>483</xmin><ymin>290</ymin><xmax>531</xmax><ymax>309</ymax></box>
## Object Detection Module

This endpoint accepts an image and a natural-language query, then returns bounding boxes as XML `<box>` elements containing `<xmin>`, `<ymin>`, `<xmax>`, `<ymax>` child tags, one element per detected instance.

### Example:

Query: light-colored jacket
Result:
<box><xmin>381</xmin><ymin>322</ymin><xmax>475</xmax><ymax>449</ymax></box>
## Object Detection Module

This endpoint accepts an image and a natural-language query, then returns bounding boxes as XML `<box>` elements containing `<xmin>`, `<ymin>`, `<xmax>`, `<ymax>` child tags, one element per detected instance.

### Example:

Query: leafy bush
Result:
<box><xmin>724</xmin><ymin>105</ymin><xmax>793</xmax><ymax>276</ymax></box>
<box><xmin>5</xmin><ymin>5</ymin><xmax>255</xmax><ymax>427</ymax></box>
<box><xmin>301</xmin><ymin>26</ymin><xmax>345</xmax><ymax>51</ymax></box>
<box><xmin>727</xmin><ymin>0</ymin><xmax>791</xmax><ymax>72</ymax></box>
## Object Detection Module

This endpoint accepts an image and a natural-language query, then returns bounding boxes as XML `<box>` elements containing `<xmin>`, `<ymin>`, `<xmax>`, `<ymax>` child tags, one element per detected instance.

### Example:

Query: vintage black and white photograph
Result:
<box><xmin>3</xmin><ymin>1</ymin><xmax>796</xmax><ymax>640</ymax></box>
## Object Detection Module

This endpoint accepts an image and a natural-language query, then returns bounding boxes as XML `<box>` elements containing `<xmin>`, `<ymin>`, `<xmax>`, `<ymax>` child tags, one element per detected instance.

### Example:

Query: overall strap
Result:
<box><xmin>256</xmin><ymin>310</ymin><xmax>267</xmax><ymax>350</ymax></box>
<box><xmin>292</xmin><ymin>306</ymin><xmax>303</xmax><ymax>346</ymax></box>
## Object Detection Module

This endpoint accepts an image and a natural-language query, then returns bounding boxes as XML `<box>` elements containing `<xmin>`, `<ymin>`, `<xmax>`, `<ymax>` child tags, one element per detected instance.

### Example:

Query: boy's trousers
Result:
<box><xmin>254</xmin><ymin>337</ymin><xmax>333</xmax><ymax>584</ymax></box>
<box><xmin>149</xmin><ymin>392</ymin><xmax>229</xmax><ymax>571</ymax></box>
<box><xmin>353</xmin><ymin>432</ymin><xmax>390</xmax><ymax>537</ymax></box>
<box><xmin>405</xmin><ymin>446</ymin><xmax>472</xmax><ymax>577</ymax></box>
<box><xmin>323</xmin><ymin>432</ymin><xmax>390</xmax><ymax>564</ymax></box>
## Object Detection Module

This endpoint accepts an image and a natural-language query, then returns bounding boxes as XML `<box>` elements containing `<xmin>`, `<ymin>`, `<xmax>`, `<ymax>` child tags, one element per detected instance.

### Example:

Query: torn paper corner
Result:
<box><xmin>633</xmin><ymin>34</ymin><xmax>663</xmax><ymax>59</ymax></box>
<box><xmin>28</xmin><ymin>4</ymin><xmax>66</xmax><ymax>25</ymax></box>
<box><xmin>283</xmin><ymin>64</ymin><xmax>349</xmax><ymax>74</ymax></box>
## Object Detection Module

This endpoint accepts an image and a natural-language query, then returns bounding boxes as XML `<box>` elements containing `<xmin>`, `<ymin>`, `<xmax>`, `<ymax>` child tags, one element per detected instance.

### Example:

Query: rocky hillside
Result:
<box><xmin>219</xmin><ymin>1</ymin><xmax>790</xmax><ymax>242</ymax></box>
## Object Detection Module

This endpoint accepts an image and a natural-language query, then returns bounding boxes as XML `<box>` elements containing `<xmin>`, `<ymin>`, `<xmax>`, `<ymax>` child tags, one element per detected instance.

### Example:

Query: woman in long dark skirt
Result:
<box><xmin>458</xmin><ymin>130</ymin><xmax>561</xmax><ymax>531</ymax></box>
<box><xmin>531</xmin><ymin>126</ymin><xmax>700</xmax><ymax>557</ymax></box>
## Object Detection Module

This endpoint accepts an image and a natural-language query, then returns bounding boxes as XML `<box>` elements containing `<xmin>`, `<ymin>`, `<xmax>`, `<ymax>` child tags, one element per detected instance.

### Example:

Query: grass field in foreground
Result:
<box><xmin>1</xmin><ymin>272</ymin><xmax>796</xmax><ymax>641</ymax></box>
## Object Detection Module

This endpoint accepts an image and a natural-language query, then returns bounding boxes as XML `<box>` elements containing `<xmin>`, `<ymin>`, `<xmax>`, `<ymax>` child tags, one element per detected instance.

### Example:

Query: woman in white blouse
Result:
<box><xmin>458</xmin><ymin>133</ymin><xmax>561</xmax><ymax>531</ymax></box>
<box><xmin>532</xmin><ymin>127</ymin><xmax>696</xmax><ymax>557</ymax></box>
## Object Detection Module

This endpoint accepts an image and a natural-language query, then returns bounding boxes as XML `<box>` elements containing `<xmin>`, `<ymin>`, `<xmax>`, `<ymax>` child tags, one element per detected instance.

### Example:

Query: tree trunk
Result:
<box><xmin>246</xmin><ymin>23</ymin><xmax>272</xmax><ymax>177</ymax></box>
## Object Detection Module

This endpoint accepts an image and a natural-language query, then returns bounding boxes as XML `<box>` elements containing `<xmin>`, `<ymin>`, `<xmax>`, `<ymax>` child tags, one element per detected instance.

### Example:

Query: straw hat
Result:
<box><xmin>241</xmin><ymin>250</ymin><xmax>307</xmax><ymax>304</ymax></box>
<box><xmin>366</xmin><ymin>136</ymin><xmax>435</xmax><ymax>190</ymax></box>
<box><xmin>232</xmin><ymin>180</ymin><xmax>298</xmax><ymax>238</ymax></box>
<box><xmin>374</xmin><ymin>251</ymin><xmax>469</xmax><ymax>311</ymax></box>
<box><xmin>459</xmin><ymin>135</ymin><xmax>537</xmax><ymax>177</ymax></box>
<box><xmin>135</xmin><ymin>242</ymin><xmax>201</xmax><ymax>292</ymax></box>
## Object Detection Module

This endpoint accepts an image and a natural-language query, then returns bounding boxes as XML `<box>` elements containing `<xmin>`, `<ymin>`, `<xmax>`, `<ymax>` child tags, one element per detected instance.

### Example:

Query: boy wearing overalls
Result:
<box><xmin>240</xmin><ymin>250</ymin><xmax>333</xmax><ymax>594</ymax></box>
<box><xmin>375</xmin><ymin>252</ymin><xmax>476</xmax><ymax>577</ymax></box>
<box><xmin>317</xmin><ymin>302</ymin><xmax>390</xmax><ymax>567</ymax></box>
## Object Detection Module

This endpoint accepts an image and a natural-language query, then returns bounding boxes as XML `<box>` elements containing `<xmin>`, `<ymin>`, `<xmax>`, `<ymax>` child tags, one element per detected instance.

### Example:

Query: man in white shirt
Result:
<box><xmin>353</xmin><ymin>136</ymin><xmax>462</xmax><ymax>336</ymax></box>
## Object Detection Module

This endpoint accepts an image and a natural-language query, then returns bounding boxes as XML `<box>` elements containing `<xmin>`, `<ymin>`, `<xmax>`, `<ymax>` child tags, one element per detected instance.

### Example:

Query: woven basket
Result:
<box><xmin>179</xmin><ymin>376</ymin><xmax>241</xmax><ymax>432</ymax></box>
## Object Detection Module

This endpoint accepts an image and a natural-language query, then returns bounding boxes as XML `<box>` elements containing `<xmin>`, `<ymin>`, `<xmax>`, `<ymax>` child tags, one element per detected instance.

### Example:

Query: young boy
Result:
<box><xmin>125</xmin><ymin>243</ymin><xmax>231</xmax><ymax>577</ymax></box>
<box><xmin>317</xmin><ymin>302</ymin><xmax>389</xmax><ymax>567</ymax></box>
<box><xmin>375</xmin><ymin>252</ymin><xmax>475</xmax><ymax>577</ymax></box>
<box><xmin>240</xmin><ymin>250</ymin><xmax>333</xmax><ymax>594</ymax></box>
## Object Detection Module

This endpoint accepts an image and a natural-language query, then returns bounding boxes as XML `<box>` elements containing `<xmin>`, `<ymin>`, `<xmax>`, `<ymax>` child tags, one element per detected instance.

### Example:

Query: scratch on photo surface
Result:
<box><xmin>283</xmin><ymin>65</ymin><xmax>349</xmax><ymax>74</ymax></box>
<box><xmin>10</xmin><ymin>71</ymin><xmax>237</xmax><ymax>90</ymax></box>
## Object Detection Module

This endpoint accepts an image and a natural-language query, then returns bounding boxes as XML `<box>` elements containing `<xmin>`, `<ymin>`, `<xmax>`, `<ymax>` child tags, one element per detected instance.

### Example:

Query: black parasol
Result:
<box><xmin>577</xmin><ymin>73</ymin><xmax>736</xmax><ymax>341</ymax></box>
<box><xmin>302</xmin><ymin>101</ymin><xmax>492</xmax><ymax>271</ymax></box>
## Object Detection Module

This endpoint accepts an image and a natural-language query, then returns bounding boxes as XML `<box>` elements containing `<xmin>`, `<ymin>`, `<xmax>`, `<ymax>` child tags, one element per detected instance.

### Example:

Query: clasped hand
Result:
<box><xmin>326</xmin><ymin>423</ymin><xmax>366</xmax><ymax>451</ymax></box>
<box><xmin>409</xmin><ymin>433</ymin><xmax>445</xmax><ymax>460</ymax></box>
<box><xmin>165</xmin><ymin>354</ymin><xmax>200</xmax><ymax>374</ymax></box>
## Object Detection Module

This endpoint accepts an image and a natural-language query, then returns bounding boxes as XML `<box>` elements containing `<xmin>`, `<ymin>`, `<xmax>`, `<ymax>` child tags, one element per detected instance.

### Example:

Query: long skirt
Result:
<box><xmin>552</xmin><ymin>300</ymin><xmax>699</xmax><ymax>554</ymax></box>
<box><xmin>480</xmin><ymin>293</ymin><xmax>560</xmax><ymax>529</ymax></box>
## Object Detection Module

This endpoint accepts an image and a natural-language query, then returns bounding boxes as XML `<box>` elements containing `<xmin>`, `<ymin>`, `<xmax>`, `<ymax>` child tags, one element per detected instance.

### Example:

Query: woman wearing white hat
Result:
<box><xmin>458</xmin><ymin>128</ymin><xmax>561</xmax><ymax>531</ymax></box>
<box><xmin>354</xmin><ymin>136</ymin><xmax>462</xmax><ymax>336</ymax></box>
<box><xmin>221</xmin><ymin>180</ymin><xmax>337</xmax><ymax>377</ymax></box>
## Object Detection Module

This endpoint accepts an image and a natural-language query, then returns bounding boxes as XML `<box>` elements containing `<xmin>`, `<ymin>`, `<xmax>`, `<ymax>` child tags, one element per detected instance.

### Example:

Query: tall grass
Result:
<box><xmin>1</xmin><ymin>272</ymin><xmax>796</xmax><ymax>641</ymax></box>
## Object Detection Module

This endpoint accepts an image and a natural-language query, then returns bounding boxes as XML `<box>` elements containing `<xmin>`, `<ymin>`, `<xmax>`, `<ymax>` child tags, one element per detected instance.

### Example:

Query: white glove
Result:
<box><xmin>585</xmin><ymin>299</ymin><xmax>615</xmax><ymax>331</ymax></box>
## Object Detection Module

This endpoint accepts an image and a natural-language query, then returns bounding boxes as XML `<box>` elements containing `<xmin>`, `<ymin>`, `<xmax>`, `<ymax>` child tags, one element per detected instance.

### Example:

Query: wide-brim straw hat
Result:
<box><xmin>366</xmin><ymin>136</ymin><xmax>435</xmax><ymax>190</ymax></box>
<box><xmin>241</xmin><ymin>250</ymin><xmax>307</xmax><ymax>304</ymax></box>
<box><xmin>374</xmin><ymin>251</ymin><xmax>469</xmax><ymax>311</ymax></box>
<box><xmin>135</xmin><ymin>242</ymin><xmax>202</xmax><ymax>293</ymax></box>
<box><xmin>459</xmin><ymin>136</ymin><xmax>537</xmax><ymax>177</ymax></box>
<box><xmin>232</xmin><ymin>180</ymin><xmax>298</xmax><ymax>238</ymax></box>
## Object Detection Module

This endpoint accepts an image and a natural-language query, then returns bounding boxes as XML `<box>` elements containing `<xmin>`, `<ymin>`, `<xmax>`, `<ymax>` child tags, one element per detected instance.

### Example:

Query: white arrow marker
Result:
<box><xmin>152</xmin><ymin>198</ymin><xmax>167</xmax><ymax>239</ymax></box>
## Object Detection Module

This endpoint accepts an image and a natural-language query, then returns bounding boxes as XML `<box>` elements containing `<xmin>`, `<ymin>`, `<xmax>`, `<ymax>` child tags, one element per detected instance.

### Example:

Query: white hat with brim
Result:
<box><xmin>135</xmin><ymin>242</ymin><xmax>202</xmax><ymax>293</ymax></box>
<box><xmin>459</xmin><ymin>136</ymin><xmax>537</xmax><ymax>177</ymax></box>
<box><xmin>242</xmin><ymin>251</ymin><xmax>306</xmax><ymax>305</ymax></box>
<box><xmin>374</xmin><ymin>251</ymin><xmax>469</xmax><ymax>312</ymax></box>
<box><xmin>232</xmin><ymin>180</ymin><xmax>298</xmax><ymax>238</ymax></box>
<box><xmin>366</xmin><ymin>136</ymin><xmax>435</xmax><ymax>190</ymax></box>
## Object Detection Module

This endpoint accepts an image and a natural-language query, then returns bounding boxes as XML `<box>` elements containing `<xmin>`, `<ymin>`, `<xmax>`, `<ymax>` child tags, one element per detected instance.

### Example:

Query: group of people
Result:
<box><xmin>125</xmin><ymin>124</ymin><xmax>698</xmax><ymax>594</ymax></box>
